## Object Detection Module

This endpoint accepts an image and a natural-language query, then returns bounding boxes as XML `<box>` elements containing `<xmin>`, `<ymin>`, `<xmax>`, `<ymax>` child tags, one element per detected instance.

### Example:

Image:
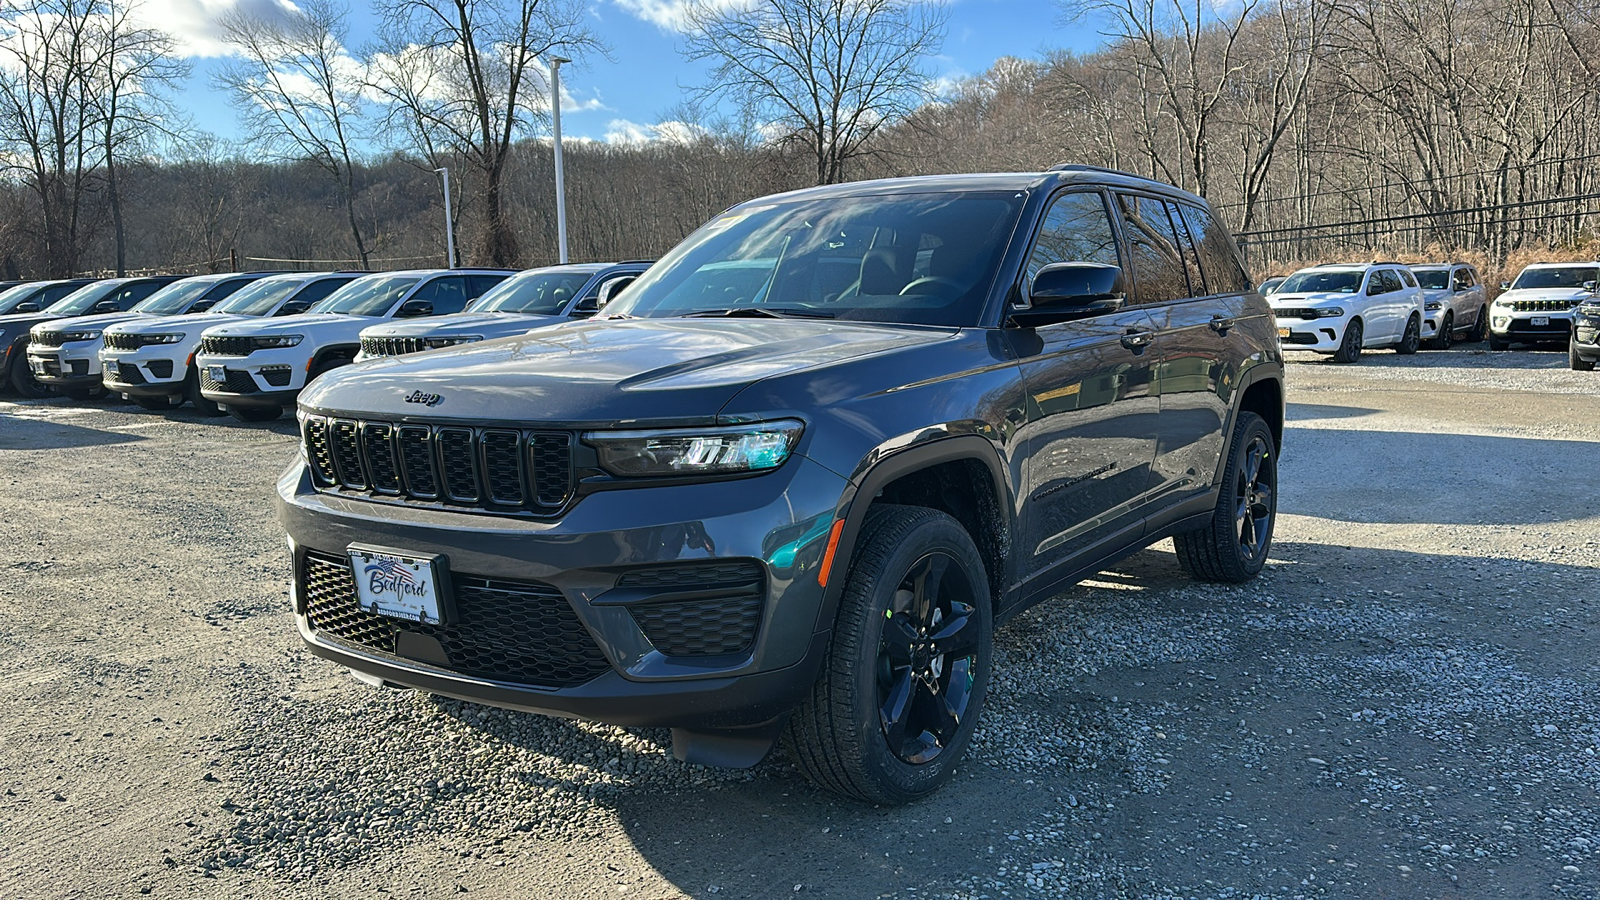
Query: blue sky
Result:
<box><xmin>163</xmin><ymin>0</ymin><xmax>1105</xmax><ymax>151</ymax></box>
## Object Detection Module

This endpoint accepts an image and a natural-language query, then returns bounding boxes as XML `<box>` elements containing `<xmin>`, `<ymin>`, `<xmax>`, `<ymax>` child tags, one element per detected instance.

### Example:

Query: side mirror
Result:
<box><xmin>396</xmin><ymin>299</ymin><xmax>433</xmax><ymax>318</ymax></box>
<box><xmin>1584</xmin><ymin>281</ymin><xmax>1597</xmax><ymax>293</ymax></box>
<box><xmin>277</xmin><ymin>299</ymin><xmax>311</xmax><ymax>316</ymax></box>
<box><xmin>593</xmin><ymin>275</ymin><xmax>638</xmax><ymax>311</ymax></box>
<box><xmin>1500</xmin><ymin>281</ymin><xmax>1511</xmax><ymax>290</ymax></box>
<box><xmin>1009</xmin><ymin>262</ymin><xmax>1126</xmax><ymax>328</ymax></box>
<box><xmin>14</xmin><ymin>301</ymin><xmax>39</xmax><ymax>313</ymax></box>
<box><xmin>93</xmin><ymin>299</ymin><xmax>120</xmax><ymax>313</ymax></box>
<box><xmin>191</xmin><ymin>299</ymin><xmax>216</xmax><ymax>312</ymax></box>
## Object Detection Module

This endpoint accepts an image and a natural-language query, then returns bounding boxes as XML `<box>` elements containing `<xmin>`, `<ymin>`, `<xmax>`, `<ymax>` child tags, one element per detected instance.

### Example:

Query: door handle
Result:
<box><xmin>1120</xmin><ymin>329</ymin><xmax>1155</xmax><ymax>352</ymax></box>
<box><xmin>1210</xmin><ymin>315</ymin><xmax>1236</xmax><ymax>335</ymax></box>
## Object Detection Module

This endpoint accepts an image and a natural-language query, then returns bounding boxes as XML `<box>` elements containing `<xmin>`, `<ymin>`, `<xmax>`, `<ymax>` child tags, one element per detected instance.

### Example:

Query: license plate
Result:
<box><xmin>30</xmin><ymin>360</ymin><xmax>46</xmax><ymax>376</ymax></box>
<box><xmin>206</xmin><ymin>365</ymin><xmax>227</xmax><ymax>382</ymax></box>
<box><xmin>348</xmin><ymin>546</ymin><xmax>446</xmax><ymax>624</ymax></box>
<box><xmin>105</xmin><ymin>360</ymin><xmax>117</xmax><ymax>375</ymax></box>
<box><xmin>1277</xmin><ymin>326</ymin><xmax>1290</xmax><ymax>338</ymax></box>
<box><xmin>1531</xmin><ymin>316</ymin><xmax>1550</xmax><ymax>326</ymax></box>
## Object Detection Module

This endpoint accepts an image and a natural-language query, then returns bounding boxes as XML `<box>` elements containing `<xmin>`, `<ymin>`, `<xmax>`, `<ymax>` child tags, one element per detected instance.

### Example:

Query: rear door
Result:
<box><xmin>1014</xmin><ymin>189</ymin><xmax>1160</xmax><ymax>585</ymax></box>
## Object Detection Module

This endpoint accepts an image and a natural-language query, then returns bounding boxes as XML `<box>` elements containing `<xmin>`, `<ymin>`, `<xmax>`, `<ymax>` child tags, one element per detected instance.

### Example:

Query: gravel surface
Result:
<box><xmin>1</xmin><ymin>345</ymin><xmax>1597</xmax><ymax>899</ymax></box>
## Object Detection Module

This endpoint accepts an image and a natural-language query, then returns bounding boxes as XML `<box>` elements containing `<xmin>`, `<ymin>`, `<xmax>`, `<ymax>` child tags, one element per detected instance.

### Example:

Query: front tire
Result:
<box><xmin>1394</xmin><ymin>314</ymin><xmax>1421</xmax><ymax>354</ymax></box>
<box><xmin>1173</xmin><ymin>411</ymin><xmax>1277</xmax><ymax>584</ymax></box>
<box><xmin>1572</xmin><ymin>340</ymin><xmax>1595</xmax><ymax>371</ymax></box>
<box><xmin>184</xmin><ymin>371</ymin><xmax>227</xmax><ymax>416</ymax></box>
<box><xmin>1429</xmin><ymin>312</ymin><xmax>1454</xmax><ymax>350</ymax></box>
<box><xmin>786</xmin><ymin>505</ymin><xmax>992</xmax><ymax>805</ymax></box>
<box><xmin>1332</xmin><ymin>319</ymin><xmax>1363</xmax><ymax>363</ymax></box>
<box><xmin>7</xmin><ymin>347</ymin><xmax>49</xmax><ymax>399</ymax></box>
<box><xmin>1488</xmin><ymin>332</ymin><xmax>1510</xmax><ymax>351</ymax></box>
<box><xmin>226</xmin><ymin>404</ymin><xmax>282</xmax><ymax>422</ymax></box>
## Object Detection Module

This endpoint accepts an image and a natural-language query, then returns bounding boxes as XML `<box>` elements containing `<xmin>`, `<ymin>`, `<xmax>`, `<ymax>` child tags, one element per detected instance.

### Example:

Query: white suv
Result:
<box><xmin>1488</xmin><ymin>261</ymin><xmax>1599</xmax><ymax>351</ymax></box>
<box><xmin>1269</xmin><ymin>263</ymin><xmax>1425</xmax><ymax>363</ymax></box>
<box><xmin>27</xmin><ymin>273</ymin><xmax>267</xmax><ymax>399</ymax></box>
<box><xmin>354</xmin><ymin>262</ymin><xmax>650</xmax><ymax>360</ymax></box>
<box><xmin>1409</xmin><ymin>262</ymin><xmax>1487</xmax><ymax>349</ymax></box>
<box><xmin>100</xmin><ymin>271</ymin><xmax>364</xmax><ymax>414</ymax></box>
<box><xmin>195</xmin><ymin>268</ymin><xmax>510</xmax><ymax>422</ymax></box>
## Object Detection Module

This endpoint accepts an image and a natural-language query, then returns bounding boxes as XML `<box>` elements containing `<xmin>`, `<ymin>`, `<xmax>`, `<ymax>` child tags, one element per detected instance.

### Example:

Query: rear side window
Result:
<box><xmin>1399</xmin><ymin>269</ymin><xmax>1417</xmax><ymax>288</ymax></box>
<box><xmin>1180</xmin><ymin>204</ymin><xmax>1251</xmax><ymax>294</ymax></box>
<box><xmin>412</xmin><ymin>276</ymin><xmax>471</xmax><ymax>314</ymax></box>
<box><xmin>1115</xmin><ymin>193</ymin><xmax>1189</xmax><ymax>304</ymax></box>
<box><xmin>468</xmin><ymin>274</ymin><xmax>509</xmax><ymax>299</ymax></box>
<box><xmin>38</xmin><ymin>284</ymin><xmax>84</xmax><ymax>307</ymax></box>
<box><xmin>1026</xmin><ymin>191</ymin><xmax>1121</xmax><ymax>285</ymax></box>
<box><xmin>293</xmin><ymin>278</ymin><xmax>352</xmax><ymax>306</ymax></box>
<box><xmin>203</xmin><ymin>278</ymin><xmax>253</xmax><ymax>303</ymax></box>
<box><xmin>116</xmin><ymin>281</ymin><xmax>166</xmax><ymax>308</ymax></box>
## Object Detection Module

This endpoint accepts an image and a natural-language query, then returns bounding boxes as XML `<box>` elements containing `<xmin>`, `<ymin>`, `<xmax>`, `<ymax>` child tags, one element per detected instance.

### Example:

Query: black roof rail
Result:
<box><xmin>617</xmin><ymin>259</ymin><xmax>656</xmax><ymax>265</ymax></box>
<box><xmin>1047</xmin><ymin>163</ymin><xmax>1140</xmax><ymax>178</ymax></box>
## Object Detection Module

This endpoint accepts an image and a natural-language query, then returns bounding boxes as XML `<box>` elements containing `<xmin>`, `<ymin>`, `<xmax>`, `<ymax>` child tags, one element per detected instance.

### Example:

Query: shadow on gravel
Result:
<box><xmin>1285</xmin><ymin>402</ymin><xmax>1380</xmax><ymax>421</ymax></box>
<box><xmin>0</xmin><ymin>415</ymin><xmax>145</xmax><ymax>450</ymax></box>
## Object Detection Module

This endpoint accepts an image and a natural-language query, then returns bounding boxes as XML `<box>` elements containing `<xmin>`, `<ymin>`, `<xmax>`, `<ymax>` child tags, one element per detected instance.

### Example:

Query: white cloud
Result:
<box><xmin>603</xmin><ymin>117</ymin><xmax>707</xmax><ymax>145</ymax></box>
<box><xmin>607</xmin><ymin>0</ymin><xmax>744</xmax><ymax>32</ymax></box>
<box><xmin>129</xmin><ymin>0</ymin><xmax>301</xmax><ymax>58</ymax></box>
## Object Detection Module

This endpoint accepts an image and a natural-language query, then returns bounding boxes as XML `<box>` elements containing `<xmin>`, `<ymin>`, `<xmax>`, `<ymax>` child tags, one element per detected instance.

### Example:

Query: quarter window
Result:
<box><xmin>1026</xmin><ymin>191</ymin><xmax>1120</xmax><ymax>285</ymax></box>
<box><xmin>1179</xmin><ymin>204</ymin><xmax>1252</xmax><ymax>294</ymax></box>
<box><xmin>1116</xmin><ymin>193</ymin><xmax>1190</xmax><ymax>304</ymax></box>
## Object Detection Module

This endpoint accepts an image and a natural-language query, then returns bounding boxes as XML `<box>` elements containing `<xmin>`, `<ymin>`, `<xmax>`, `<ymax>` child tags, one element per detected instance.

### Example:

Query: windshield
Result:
<box><xmin>43</xmin><ymin>281</ymin><xmax>122</xmax><ymax>315</ymax></box>
<box><xmin>212</xmin><ymin>278</ymin><xmax>305</xmax><ymax>316</ymax></box>
<box><xmin>1511</xmin><ymin>267</ymin><xmax>1599</xmax><ymax>290</ymax></box>
<box><xmin>1278</xmin><ymin>270</ymin><xmax>1362</xmax><ymax>294</ymax></box>
<box><xmin>1413</xmin><ymin>269</ymin><xmax>1450</xmax><ymax>290</ymax></box>
<box><xmin>0</xmin><ymin>283</ymin><xmax>42</xmax><ymax>314</ymax></box>
<box><xmin>605</xmin><ymin>192</ymin><xmax>1026</xmax><ymax>326</ymax></box>
<box><xmin>468</xmin><ymin>270</ymin><xmax>594</xmax><ymax>314</ymax></box>
<box><xmin>310</xmin><ymin>274</ymin><xmax>422</xmax><ymax>316</ymax></box>
<box><xmin>134</xmin><ymin>280</ymin><xmax>217</xmax><ymax>315</ymax></box>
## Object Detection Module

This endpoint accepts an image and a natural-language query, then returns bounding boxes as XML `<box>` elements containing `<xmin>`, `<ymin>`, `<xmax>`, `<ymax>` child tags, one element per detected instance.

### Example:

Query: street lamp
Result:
<box><xmin>549</xmin><ymin>55</ymin><xmax>571</xmax><ymax>265</ymax></box>
<box><xmin>433</xmin><ymin>166</ymin><xmax>456</xmax><ymax>268</ymax></box>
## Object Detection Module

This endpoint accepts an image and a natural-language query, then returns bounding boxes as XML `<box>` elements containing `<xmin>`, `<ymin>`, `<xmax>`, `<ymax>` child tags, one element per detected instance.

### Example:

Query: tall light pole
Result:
<box><xmin>433</xmin><ymin>167</ymin><xmax>456</xmax><ymax>268</ymax></box>
<box><xmin>549</xmin><ymin>55</ymin><xmax>571</xmax><ymax>264</ymax></box>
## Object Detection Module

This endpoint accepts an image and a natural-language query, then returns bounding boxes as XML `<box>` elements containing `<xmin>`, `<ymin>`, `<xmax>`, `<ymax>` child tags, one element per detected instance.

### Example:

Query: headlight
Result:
<box><xmin>250</xmin><ymin>335</ymin><xmax>304</xmax><ymax>349</ymax></box>
<box><xmin>1424</xmin><ymin>301</ymin><xmax>1442</xmax><ymax>311</ymax></box>
<box><xmin>60</xmin><ymin>330</ymin><xmax>102</xmax><ymax>342</ymax></box>
<box><xmin>584</xmin><ymin>420</ymin><xmax>803</xmax><ymax>477</ymax></box>
<box><xmin>1301</xmin><ymin>307</ymin><xmax>1344</xmax><ymax>319</ymax></box>
<box><xmin>424</xmin><ymin>335</ymin><xmax>483</xmax><ymax>349</ymax></box>
<box><xmin>140</xmin><ymin>333</ymin><xmax>186</xmax><ymax>345</ymax></box>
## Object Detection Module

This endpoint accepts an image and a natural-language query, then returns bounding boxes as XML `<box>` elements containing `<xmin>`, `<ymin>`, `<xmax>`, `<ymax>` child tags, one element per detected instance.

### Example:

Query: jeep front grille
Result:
<box><xmin>1271</xmin><ymin>308</ymin><xmax>1321</xmax><ymax>320</ymax></box>
<box><xmin>1508</xmin><ymin>299</ymin><xmax>1580</xmax><ymax>312</ymax></box>
<box><xmin>360</xmin><ymin>336</ymin><xmax>427</xmax><ymax>357</ymax></box>
<box><xmin>103</xmin><ymin>333</ymin><xmax>141</xmax><ymax>351</ymax></box>
<box><xmin>302</xmin><ymin>414</ymin><xmax>573</xmax><ymax>515</ymax></box>
<box><xmin>200</xmin><ymin>335</ymin><xmax>255</xmax><ymax>356</ymax></box>
<box><xmin>201</xmin><ymin>369</ymin><xmax>259</xmax><ymax>395</ymax></box>
<box><xmin>300</xmin><ymin>550</ymin><xmax>610</xmax><ymax>688</ymax></box>
<box><xmin>30</xmin><ymin>332</ymin><xmax>66</xmax><ymax>348</ymax></box>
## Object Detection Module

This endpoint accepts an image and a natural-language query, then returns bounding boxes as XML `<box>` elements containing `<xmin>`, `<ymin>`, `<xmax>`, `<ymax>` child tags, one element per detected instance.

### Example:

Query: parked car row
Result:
<box><xmin>0</xmin><ymin>262</ymin><xmax>653</xmax><ymax>418</ymax></box>
<box><xmin>1261</xmin><ymin>258</ymin><xmax>1600</xmax><ymax>368</ymax></box>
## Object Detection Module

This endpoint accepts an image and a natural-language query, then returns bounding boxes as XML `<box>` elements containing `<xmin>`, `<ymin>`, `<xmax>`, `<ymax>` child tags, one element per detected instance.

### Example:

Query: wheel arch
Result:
<box><xmin>310</xmin><ymin>343</ymin><xmax>359</xmax><ymax>372</ymax></box>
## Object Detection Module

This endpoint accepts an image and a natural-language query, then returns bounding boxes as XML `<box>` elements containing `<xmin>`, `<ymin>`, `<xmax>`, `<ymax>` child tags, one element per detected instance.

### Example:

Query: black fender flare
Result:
<box><xmin>811</xmin><ymin>434</ymin><xmax>1014</xmax><ymax>634</ymax></box>
<box><xmin>309</xmin><ymin>344</ymin><xmax>359</xmax><ymax>374</ymax></box>
<box><xmin>1210</xmin><ymin>360</ymin><xmax>1285</xmax><ymax>487</ymax></box>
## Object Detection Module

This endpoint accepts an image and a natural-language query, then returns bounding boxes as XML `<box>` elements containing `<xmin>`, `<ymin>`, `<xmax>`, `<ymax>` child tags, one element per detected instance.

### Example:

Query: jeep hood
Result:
<box><xmin>1498</xmin><ymin>287</ymin><xmax>1592</xmax><ymax>304</ymax></box>
<box><xmin>33</xmin><ymin>311</ymin><xmax>147</xmax><ymax>334</ymax></box>
<box><xmin>361</xmin><ymin>312</ymin><xmax>566</xmax><ymax>340</ymax></box>
<box><xmin>204</xmin><ymin>313</ymin><xmax>375</xmax><ymax>341</ymax></box>
<box><xmin>1269</xmin><ymin>292</ymin><xmax>1351</xmax><ymax>306</ymax></box>
<box><xmin>300</xmin><ymin>317</ymin><xmax>957</xmax><ymax>425</ymax></box>
<box><xmin>108</xmin><ymin>312</ymin><xmax>253</xmax><ymax>335</ymax></box>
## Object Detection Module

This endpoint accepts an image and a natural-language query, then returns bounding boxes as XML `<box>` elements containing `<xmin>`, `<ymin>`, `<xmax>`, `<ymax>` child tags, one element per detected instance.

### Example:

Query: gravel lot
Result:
<box><xmin>2</xmin><ymin>345</ymin><xmax>1597</xmax><ymax>899</ymax></box>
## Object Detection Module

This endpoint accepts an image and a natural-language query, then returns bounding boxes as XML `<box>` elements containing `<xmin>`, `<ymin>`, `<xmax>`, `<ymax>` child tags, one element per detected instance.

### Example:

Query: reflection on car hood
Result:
<box><xmin>360</xmin><ymin>312</ymin><xmax>565</xmax><ymax>339</ymax></box>
<box><xmin>1268</xmin><ymin>292</ymin><xmax>1351</xmax><ymax>306</ymax></box>
<box><xmin>203</xmin><ymin>313</ymin><xmax>375</xmax><ymax>341</ymax></box>
<box><xmin>1497</xmin><ymin>288</ymin><xmax>1593</xmax><ymax>304</ymax></box>
<box><xmin>107</xmin><ymin>312</ymin><xmax>254</xmax><ymax>335</ymax></box>
<box><xmin>302</xmin><ymin>317</ymin><xmax>956</xmax><ymax>425</ymax></box>
<box><xmin>32</xmin><ymin>311</ymin><xmax>146</xmax><ymax>334</ymax></box>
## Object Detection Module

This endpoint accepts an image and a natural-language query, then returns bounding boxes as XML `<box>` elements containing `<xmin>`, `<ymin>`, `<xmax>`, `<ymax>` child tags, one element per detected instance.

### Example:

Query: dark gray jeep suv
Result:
<box><xmin>276</xmin><ymin>167</ymin><xmax>1285</xmax><ymax>804</ymax></box>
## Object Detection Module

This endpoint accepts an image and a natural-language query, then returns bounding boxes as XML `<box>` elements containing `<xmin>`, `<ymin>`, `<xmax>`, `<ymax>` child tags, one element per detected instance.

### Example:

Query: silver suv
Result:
<box><xmin>1409</xmin><ymin>263</ymin><xmax>1486</xmax><ymax>349</ymax></box>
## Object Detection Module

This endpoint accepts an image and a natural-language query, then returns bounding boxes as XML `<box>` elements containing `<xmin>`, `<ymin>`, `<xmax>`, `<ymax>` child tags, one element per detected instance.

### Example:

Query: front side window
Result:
<box><xmin>135</xmin><ymin>280</ymin><xmax>218</xmax><ymax>315</ymax></box>
<box><xmin>1399</xmin><ymin>269</ymin><xmax>1417</xmax><ymax>288</ymax></box>
<box><xmin>310</xmin><ymin>274</ymin><xmax>425</xmax><ymax>316</ymax></box>
<box><xmin>1116</xmin><ymin>193</ymin><xmax>1189</xmax><ymax>304</ymax></box>
<box><xmin>40</xmin><ymin>281</ymin><xmax>119</xmax><ymax>315</ymax></box>
<box><xmin>1026</xmin><ymin>191</ymin><xmax>1120</xmax><ymax>285</ymax></box>
<box><xmin>1453</xmin><ymin>268</ymin><xmax>1476</xmax><ymax>290</ymax></box>
<box><xmin>213</xmin><ymin>279</ymin><xmax>306</xmax><ymax>316</ymax></box>
<box><xmin>409</xmin><ymin>276</ymin><xmax>471</xmax><ymax>315</ymax></box>
<box><xmin>469</xmin><ymin>270</ymin><xmax>595</xmax><ymax>314</ymax></box>
<box><xmin>604</xmin><ymin>191</ymin><xmax>1025</xmax><ymax>326</ymax></box>
<box><xmin>1510</xmin><ymin>267</ymin><xmax>1597</xmax><ymax>290</ymax></box>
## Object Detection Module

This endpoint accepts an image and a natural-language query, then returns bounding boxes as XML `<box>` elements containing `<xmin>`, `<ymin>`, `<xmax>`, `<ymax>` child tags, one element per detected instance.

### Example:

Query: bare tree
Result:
<box><xmin>218</xmin><ymin>0</ymin><xmax>373</xmax><ymax>267</ymax></box>
<box><xmin>367</xmin><ymin>0</ymin><xmax>596</xmax><ymax>266</ymax></box>
<box><xmin>681</xmin><ymin>0</ymin><xmax>948</xmax><ymax>186</ymax></box>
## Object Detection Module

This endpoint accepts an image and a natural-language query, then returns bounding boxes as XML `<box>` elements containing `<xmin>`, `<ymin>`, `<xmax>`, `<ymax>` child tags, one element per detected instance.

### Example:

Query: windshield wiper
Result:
<box><xmin>679</xmin><ymin>307</ymin><xmax>834</xmax><ymax>319</ymax></box>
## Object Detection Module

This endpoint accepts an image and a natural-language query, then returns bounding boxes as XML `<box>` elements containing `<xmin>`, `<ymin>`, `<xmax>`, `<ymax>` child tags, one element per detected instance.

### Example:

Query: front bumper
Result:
<box><xmin>1574</xmin><ymin>320</ymin><xmax>1600</xmax><ymax>361</ymax></box>
<box><xmin>26</xmin><ymin>346</ymin><xmax>100</xmax><ymax>388</ymax></box>
<box><xmin>275</xmin><ymin>454</ymin><xmax>849</xmax><ymax>729</ymax></box>
<box><xmin>1274</xmin><ymin>315</ymin><xmax>1349</xmax><ymax>352</ymax></box>
<box><xmin>195</xmin><ymin>347</ymin><xmax>310</xmax><ymax>406</ymax></box>
<box><xmin>1490</xmin><ymin>310</ymin><xmax>1573</xmax><ymax>342</ymax></box>
<box><xmin>101</xmin><ymin>347</ymin><xmax>188</xmax><ymax>398</ymax></box>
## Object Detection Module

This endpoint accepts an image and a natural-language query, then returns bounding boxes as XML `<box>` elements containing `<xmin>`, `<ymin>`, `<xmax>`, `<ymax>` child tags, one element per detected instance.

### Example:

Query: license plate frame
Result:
<box><xmin>1277</xmin><ymin>326</ymin><xmax>1291</xmax><ymax>338</ymax></box>
<box><xmin>205</xmin><ymin>365</ymin><xmax>227</xmax><ymax>383</ymax></box>
<box><xmin>1530</xmin><ymin>316</ymin><xmax>1550</xmax><ymax>326</ymax></box>
<box><xmin>29</xmin><ymin>360</ymin><xmax>47</xmax><ymax>376</ymax></box>
<box><xmin>347</xmin><ymin>545</ymin><xmax>452</xmax><ymax>625</ymax></box>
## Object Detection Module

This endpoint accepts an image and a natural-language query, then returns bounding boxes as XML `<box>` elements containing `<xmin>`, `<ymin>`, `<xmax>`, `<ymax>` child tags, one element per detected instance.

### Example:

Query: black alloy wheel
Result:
<box><xmin>1430</xmin><ymin>312</ymin><xmax>1454</xmax><ymax>350</ymax></box>
<box><xmin>1394</xmin><ymin>315</ymin><xmax>1421</xmax><ymax>354</ymax></box>
<box><xmin>1174</xmin><ymin>411</ymin><xmax>1278</xmax><ymax>583</ymax></box>
<box><xmin>876</xmin><ymin>552</ymin><xmax>983</xmax><ymax>765</ymax></box>
<box><xmin>1469</xmin><ymin>306</ymin><xmax>1489</xmax><ymax>342</ymax></box>
<box><xmin>7</xmin><ymin>347</ymin><xmax>50</xmax><ymax>399</ymax></box>
<box><xmin>787</xmin><ymin>504</ymin><xmax>992</xmax><ymax>805</ymax></box>
<box><xmin>1572</xmin><ymin>339</ymin><xmax>1595</xmax><ymax>371</ymax></box>
<box><xmin>1332</xmin><ymin>319</ymin><xmax>1363</xmax><ymax>363</ymax></box>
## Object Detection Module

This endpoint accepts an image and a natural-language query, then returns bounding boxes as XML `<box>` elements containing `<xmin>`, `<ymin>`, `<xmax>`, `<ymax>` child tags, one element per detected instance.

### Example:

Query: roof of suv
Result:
<box><xmin>743</xmin><ymin>168</ymin><xmax>1209</xmax><ymax>208</ymax></box>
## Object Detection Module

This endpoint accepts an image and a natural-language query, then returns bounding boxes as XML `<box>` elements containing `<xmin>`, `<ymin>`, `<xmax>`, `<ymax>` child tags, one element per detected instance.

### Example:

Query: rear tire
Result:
<box><xmin>1429</xmin><ymin>312</ymin><xmax>1454</xmax><ymax>350</ymax></box>
<box><xmin>1173</xmin><ymin>411</ymin><xmax>1277</xmax><ymax>584</ymax></box>
<box><xmin>226</xmin><ymin>404</ymin><xmax>282</xmax><ymax>422</ymax></box>
<box><xmin>1571</xmin><ymin>341</ymin><xmax>1595</xmax><ymax>371</ymax></box>
<box><xmin>1332</xmin><ymin>319</ymin><xmax>1363</xmax><ymax>363</ymax></box>
<box><xmin>1468</xmin><ymin>306</ymin><xmax>1488</xmax><ymax>342</ymax></box>
<box><xmin>786</xmin><ymin>504</ymin><xmax>992</xmax><ymax>805</ymax></box>
<box><xmin>7</xmin><ymin>346</ymin><xmax>49</xmax><ymax>399</ymax></box>
<box><xmin>1393</xmin><ymin>314</ymin><xmax>1421</xmax><ymax>354</ymax></box>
